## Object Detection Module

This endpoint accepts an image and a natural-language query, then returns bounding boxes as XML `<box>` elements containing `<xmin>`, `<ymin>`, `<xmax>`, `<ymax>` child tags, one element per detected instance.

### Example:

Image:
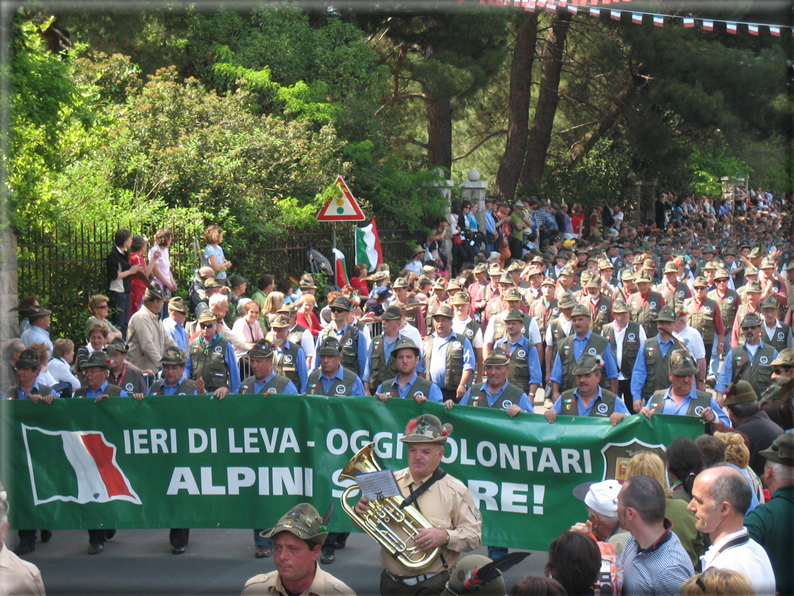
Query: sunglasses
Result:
<box><xmin>200</xmin><ymin>322</ymin><xmax>215</xmax><ymax>329</ymax></box>
<box><xmin>330</xmin><ymin>308</ymin><xmax>346</xmax><ymax>314</ymax></box>
<box><xmin>773</xmin><ymin>367</ymin><xmax>792</xmax><ymax>375</ymax></box>
<box><xmin>96</xmin><ymin>304</ymin><xmax>109</xmax><ymax>309</ymax></box>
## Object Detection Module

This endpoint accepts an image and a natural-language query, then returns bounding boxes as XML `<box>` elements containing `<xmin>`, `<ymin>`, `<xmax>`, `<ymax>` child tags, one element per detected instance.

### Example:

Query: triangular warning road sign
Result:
<box><xmin>317</xmin><ymin>176</ymin><xmax>366</xmax><ymax>222</ymax></box>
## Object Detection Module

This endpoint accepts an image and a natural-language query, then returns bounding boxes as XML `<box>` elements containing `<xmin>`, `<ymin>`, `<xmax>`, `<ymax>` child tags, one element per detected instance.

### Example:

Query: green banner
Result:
<box><xmin>1</xmin><ymin>395</ymin><xmax>703</xmax><ymax>551</ymax></box>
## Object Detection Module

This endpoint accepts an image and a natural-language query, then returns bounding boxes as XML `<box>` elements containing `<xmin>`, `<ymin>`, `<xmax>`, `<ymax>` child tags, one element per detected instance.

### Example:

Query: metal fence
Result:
<box><xmin>16</xmin><ymin>222</ymin><xmax>422</xmax><ymax>344</ymax></box>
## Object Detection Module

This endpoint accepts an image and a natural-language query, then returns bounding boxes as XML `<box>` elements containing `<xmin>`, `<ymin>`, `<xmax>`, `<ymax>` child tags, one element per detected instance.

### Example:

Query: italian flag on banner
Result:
<box><xmin>333</xmin><ymin>248</ymin><xmax>350</xmax><ymax>287</ymax></box>
<box><xmin>22</xmin><ymin>425</ymin><xmax>141</xmax><ymax>505</ymax></box>
<box><xmin>354</xmin><ymin>219</ymin><xmax>383</xmax><ymax>271</ymax></box>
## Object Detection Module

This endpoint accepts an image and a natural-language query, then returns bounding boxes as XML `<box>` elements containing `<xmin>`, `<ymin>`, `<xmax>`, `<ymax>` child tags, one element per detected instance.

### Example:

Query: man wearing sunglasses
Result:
<box><xmin>185</xmin><ymin>309</ymin><xmax>240</xmax><ymax>399</ymax></box>
<box><xmin>760</xmin><ymin>347</ymin><xmax>794</xmax><ymax>405</ymax></box>
<box><xmin>716</xmin><ymin>313</ymin><xmax>778</xmax><ymax>407</ymax></box>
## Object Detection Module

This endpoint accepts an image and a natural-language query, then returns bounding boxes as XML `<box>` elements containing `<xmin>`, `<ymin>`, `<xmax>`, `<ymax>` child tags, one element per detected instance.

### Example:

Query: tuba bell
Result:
<box><xmin>339</xmin><ymin>442</ymin><xmax>440</xmax><ymax>569</ymax></box>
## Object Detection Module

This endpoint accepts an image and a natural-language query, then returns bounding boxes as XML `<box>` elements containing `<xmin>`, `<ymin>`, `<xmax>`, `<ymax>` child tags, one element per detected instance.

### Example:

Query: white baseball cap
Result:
<box><xmin>573</xmin><ymin>479</ymin><xmax>621</xmax><ymax>518</ymax></box>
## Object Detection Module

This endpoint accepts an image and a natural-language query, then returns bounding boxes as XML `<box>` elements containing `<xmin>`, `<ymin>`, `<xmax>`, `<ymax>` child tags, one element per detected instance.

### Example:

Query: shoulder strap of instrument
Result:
<box><xmin>400</xmin><ymin>467</ymin><xmax>447</xmax><ymax>511</ymax></box>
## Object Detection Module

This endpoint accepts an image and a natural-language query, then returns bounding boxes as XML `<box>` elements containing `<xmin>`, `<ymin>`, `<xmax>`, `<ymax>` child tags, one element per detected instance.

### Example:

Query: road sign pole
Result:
<box><xmin>332</xmin><ymin>222</ymin><xmax>337</xmax><ymax>251</ymax></box>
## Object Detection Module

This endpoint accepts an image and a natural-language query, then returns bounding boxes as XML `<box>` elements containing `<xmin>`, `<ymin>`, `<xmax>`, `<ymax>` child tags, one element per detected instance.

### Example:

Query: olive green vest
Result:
<box><xmin>495</xmin><ymin>337</ymin><xmax>535</xmax><ymax>394</ymax></box>
<box><xmin>684</xmin><ymin>297</ymin><xmax>719</xmax><ymax>344</ymax></box>
<box><xmin>424</xmin><ymin>295</ymin><xmax>447</xmax><ymax>335</ymax></box>
<box><xmin>733</xmin><ymin>304</ymin><xmax>760</xmax><ymax>345</ymax></box>
<box><xmin>379</xmin><ymin>375</ymin><xmax>436</xmax><ymax>401</ymax></box>
<box><xmin>601</xmin><ymin>321</ymin><xmax>642</xmax><ymax>378</ymax></box>
<box><xmin>530</xmin><ymin>298</ymin><xmax>559</xmax><ymax>337</ymax></box>
<box><xmin>470</xmin><ymin>382</ymin><xmax>525</xmax><ymax>410</ymax></box>
<box><xmin>108</xmin><ymin>365</ymin><xmax>146</xmax><ymax>395</ymax></box>
<box><xmin>306</xmin><ymin>367</ymin><xmax>359</xmax><ymax>396</ymax></box>
<box><xmin>321</xmin><ymin>325</ymin><xmax>361</xmax><ymax>376</ymax></box>
<box><xmin>10</xmin><ymin>383</ymin><xmax>54</xmax><ymax>399</ymax></box>
<box><xmin>274</xmin><ymin>342</ymin><xmax>302</xmax><ymax>387</ymax></box>
<box><xmin>731</xmin><ymin>344</ymin><xmax>776</xmax><ymax>396</ymax></box>
<box><xmin>708</xmin><ymin>289</ymin><xmax>739</xmax><ymax>330</ymax></box>
<box><xmin>764</xmin><ymin>323</ymin><xmax>791</xmax><ymax>353</ymax></box>
<box><xmin>189</xmin><ymin>336</ymin><xmax>231</xmax><ymax>391</ymax></box>
<box><xmin>288</xmin><ymin>324</ymin><xmax>308</xmax><ymax>350</ymax></box>
<box><xmin>557</xmin><ymin>333</ymin><xmax>610</xmax><ymax>392</ymax></box>
<box><xmin>648</xmin><ymin>389</ymin><xmax>711</xmax><ymax>416</ymax></box>
<box><xmin>641</xmin><ymin>336</ymin><xmax>687</xmax><ymax>400</ymax></box>
<box><xmin>239</xmin><ymin>373</ymin><xmax>293</xmax><ymax>395</ymax></box>
<box><xmin>629</xmin><ymin>291</ymin><xmax>663</xmax><ymax>338</ymax></box>
<box><xmin>75</xmin><ymin>383</ymin><xmax>122</xmax><ymax>398</ymax></box>
<box><xmin>560</xmin><ymin>388</ymin><xmax>618</xmax><ymax>417</ymax></box>
<box><xmin>457</xmin><ymin>318</ymin><xmax>481</xmax><ymax>345</ymax></box>
<box><xmin>423</xmin><ymin>332</ymin><xmax>465</xmax><ymax>390</ymax></box>
<box><xmin>547</xmin><ymin>316</ymin><xmax>572</xmax><ymax>356</ymax></box>
<box><xmin>582</xmin><ymin>295</ymin><xmax>611</xmax><ymax>335</ymax></box>
<box><xmin>659</xmin><ymin>281</ymin><xmax>689</xmax><ymax>309</ymax></box>
<box><xmin>368</xmin><ymin>334</ymin><xmax>401</xmax><ymax>392</ymax></box>
<box><xmin>148</xmin><ymin>377</ymin><xmax>196</xmax><ymax>396</ymax></box>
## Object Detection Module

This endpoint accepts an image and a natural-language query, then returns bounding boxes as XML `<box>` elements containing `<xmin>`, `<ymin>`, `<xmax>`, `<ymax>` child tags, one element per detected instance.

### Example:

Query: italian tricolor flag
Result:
<box><xmin>354</xmin><ymin>219</ymin><xmax>383</xmax><ymax>271</ymax></box>
<box><xmin>22</xmin><ymin>425</ymin><xmax>141</xmax><ymax>505</ymax></box>
<box><xmin>333</xmin><ymin>248</ymin><xmax>350</xmax><ymax>288</ymax></box>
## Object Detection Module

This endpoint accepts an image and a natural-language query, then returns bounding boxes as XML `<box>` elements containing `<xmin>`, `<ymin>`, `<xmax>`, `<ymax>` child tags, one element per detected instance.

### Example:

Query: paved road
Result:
<box><xmin>11</xmin><ymin>528</ymin><xmax>549</xmax><ymax>596</ymax></box>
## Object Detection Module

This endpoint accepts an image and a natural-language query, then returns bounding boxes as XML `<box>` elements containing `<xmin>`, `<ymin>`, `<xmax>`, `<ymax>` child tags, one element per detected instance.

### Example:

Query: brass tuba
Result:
<box><xmin>339</xmin><ymin>442</ymin><xmax>440</xmax><ymax>569</ymax></box>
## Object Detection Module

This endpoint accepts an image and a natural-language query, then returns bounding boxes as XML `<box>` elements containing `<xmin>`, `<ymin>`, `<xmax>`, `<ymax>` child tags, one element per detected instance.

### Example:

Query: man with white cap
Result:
<box><xmin>242</xmin><ymin>503</ymin><xmax>355</xmax><ymax>596</ymax></box>
<box><xmin>570</xmin><ymin>479</ymin><xmax>631</xmax><ymax>555</ymax></box>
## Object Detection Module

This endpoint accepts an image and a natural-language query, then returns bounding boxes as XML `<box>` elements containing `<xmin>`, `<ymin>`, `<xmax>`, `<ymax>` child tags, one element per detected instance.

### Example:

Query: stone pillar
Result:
<box><xmin>0</xmin><ymin>229</ymin><xmax>18</xmax><ymax>342</ymax></box>
<box><xmin>430</xmin><ymin>170</ymin><xmax>454</xmax><ymax>273</ymax></box>
<box><xmin>459</xmin><ymin>169</ymin><xmax>489</xmax><ymax>232</ymax></box>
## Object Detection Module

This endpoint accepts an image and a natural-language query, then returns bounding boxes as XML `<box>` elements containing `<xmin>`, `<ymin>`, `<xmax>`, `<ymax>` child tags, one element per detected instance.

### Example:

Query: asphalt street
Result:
<box><xmin>10</xmin><ymin>528</ymin><xmax>550</xmax><ymax>596</ymax></box>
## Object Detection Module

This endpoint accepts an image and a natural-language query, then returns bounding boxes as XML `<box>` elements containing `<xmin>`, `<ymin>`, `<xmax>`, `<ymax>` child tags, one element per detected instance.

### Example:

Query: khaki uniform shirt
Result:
<box><xmin>0</xmin><ymin>541</ymin><xmax>46</xmax><ymax>596</ymax></box>
<box><xmin>241</xmin><ymin>565</ymin><xmax>355</xmax><ymax>596</ymax></box>
<box><xmin>380</xmin><ymin>467</ymin><xmax>482</xmax><ymax>577</ymax></box>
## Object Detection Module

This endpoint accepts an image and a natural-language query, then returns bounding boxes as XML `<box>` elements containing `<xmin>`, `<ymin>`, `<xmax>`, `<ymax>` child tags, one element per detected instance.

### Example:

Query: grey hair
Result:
<box><xmin>587</xmin><ymin>506</ymin><xmax>618</xmax><ymax>522</ymax></box>
<box><xmin>769</xmin><ymin>461</ymin><xmax>794</xmax><ymax>481</ymax></box>
<box><xmin>208</xmin><ymin>293</ymin><xmax>228</xmax><ymax>308</ymax></box>
<box><xmin>2</xmin><ymin>339</ymin><xmax>25</xmax><ymax>361</ymax></box>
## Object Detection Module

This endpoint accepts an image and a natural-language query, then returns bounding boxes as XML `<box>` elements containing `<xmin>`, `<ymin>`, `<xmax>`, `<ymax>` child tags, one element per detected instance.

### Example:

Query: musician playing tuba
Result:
<box><xmin>352</xmin><ymin>414</ymin><xmax>481</xmax><ymax>596</ymax></box>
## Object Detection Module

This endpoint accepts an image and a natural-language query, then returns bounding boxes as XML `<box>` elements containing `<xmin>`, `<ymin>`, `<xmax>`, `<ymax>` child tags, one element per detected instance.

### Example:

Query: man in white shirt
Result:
<box><xmin>673</xmin><ymin>308</ymin><xmax>707</xmax><ymax>392</ymax></box>
<box><xmin>689</xmin><ymin>465</ymin><xmax>775</xmax><ymax>596</ymax></box>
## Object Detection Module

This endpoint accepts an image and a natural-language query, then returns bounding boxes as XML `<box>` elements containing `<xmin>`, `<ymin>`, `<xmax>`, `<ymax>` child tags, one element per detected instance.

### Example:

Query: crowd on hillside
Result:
<box><xmin>2</xmin><ymin>188</ymin><xmax>794</xmax><ymax>596</ymax></box>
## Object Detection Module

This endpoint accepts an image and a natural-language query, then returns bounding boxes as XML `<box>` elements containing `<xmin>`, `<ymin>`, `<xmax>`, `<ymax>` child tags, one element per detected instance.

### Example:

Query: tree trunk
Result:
<box><xmin>426</xmin><ymin>92</ymin><xmax>453</xmax><ymax>172</ymax></box>
<box><xmin>518</xmin><ymin>12</ymin><xmax>572</xmax><ymax>192</ymax></box>
<box><xmin>494</xmin><ymin>13</ymin><xmax>539</xmax><ymax>201</ymax></box>
<box><xmin>564</xmin><ymin>73</ymin><xmax>645</xmax><ymax>170</ymax></box>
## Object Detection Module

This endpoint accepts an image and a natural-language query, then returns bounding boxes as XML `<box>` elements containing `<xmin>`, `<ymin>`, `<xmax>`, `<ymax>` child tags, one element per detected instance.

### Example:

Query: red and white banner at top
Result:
<box><xmin>467</xmin><ymin>0</ymin><xmax>789</xmax><ymax>37</ymax></box>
